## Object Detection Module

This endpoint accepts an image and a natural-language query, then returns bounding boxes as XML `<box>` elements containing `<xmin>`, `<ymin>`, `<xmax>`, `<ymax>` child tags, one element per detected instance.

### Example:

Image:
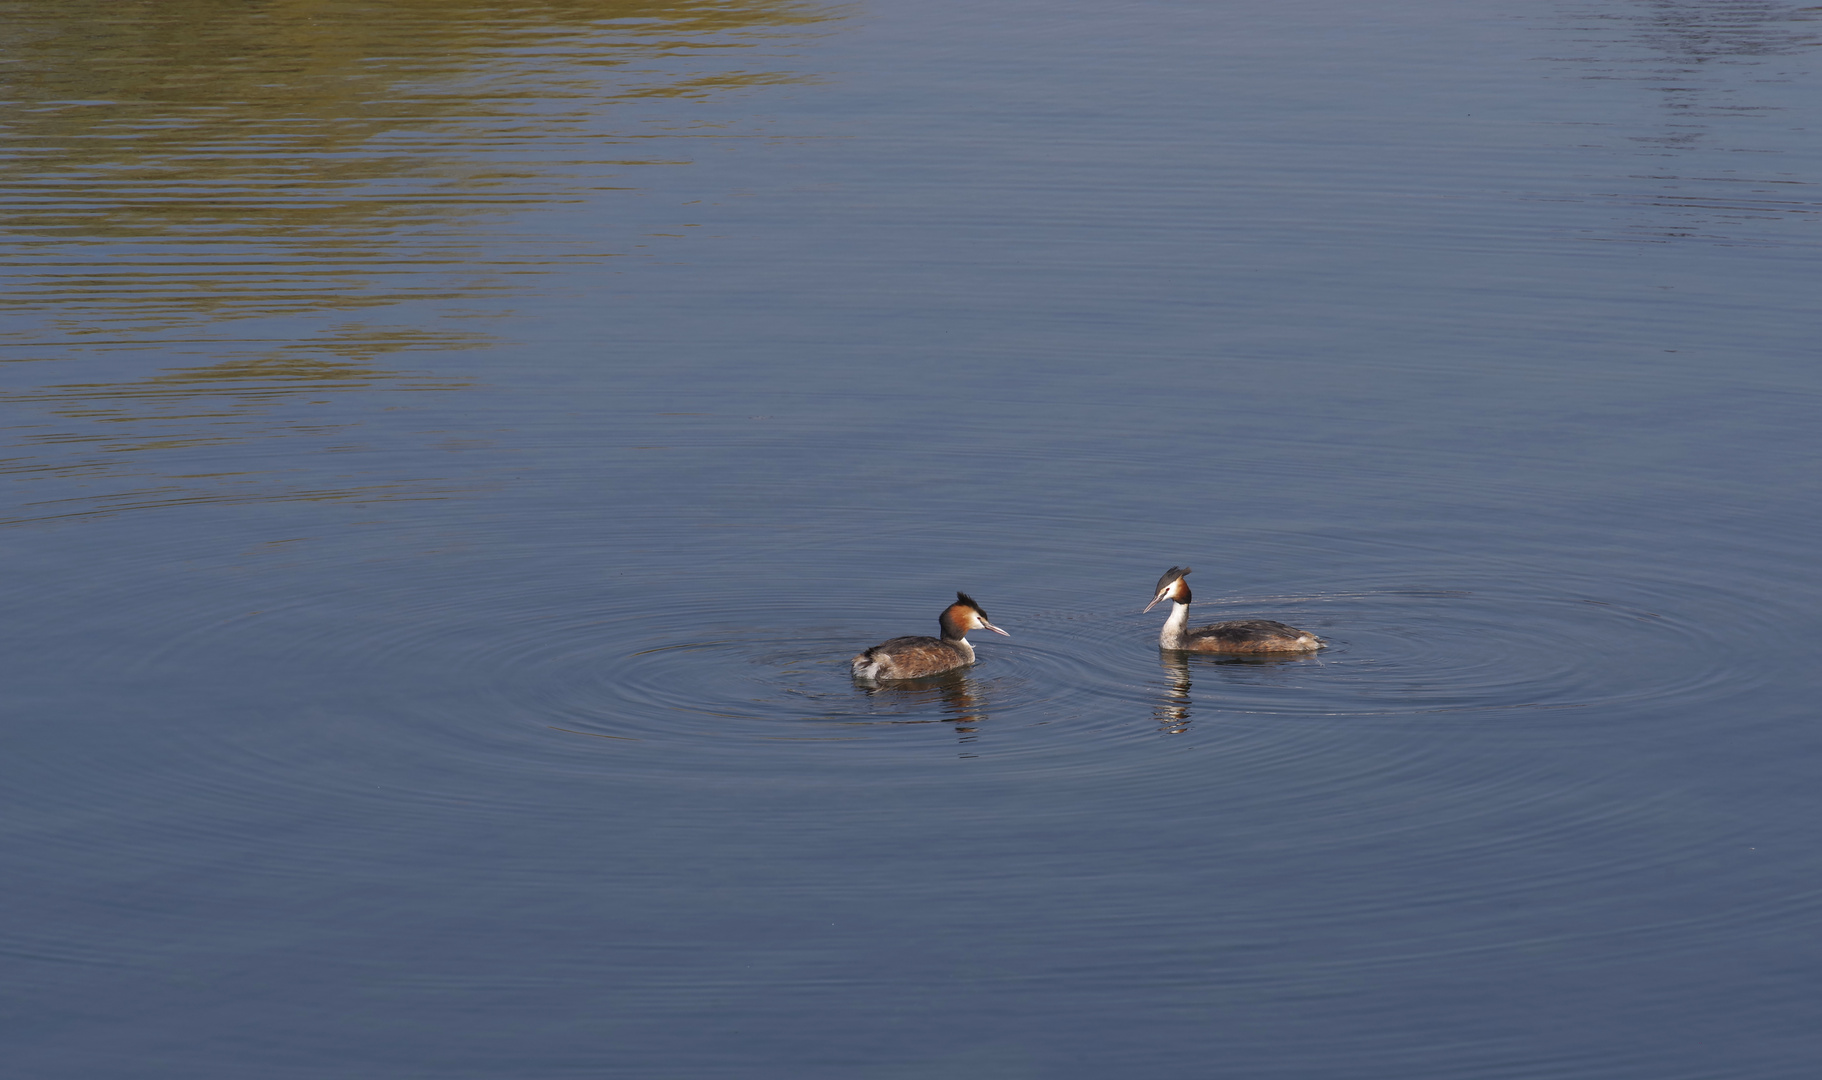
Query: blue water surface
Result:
<box><xmin>3</xmin><ymin>0</ymin><xmax>1820</xmax><ymax>1076</ymax></box>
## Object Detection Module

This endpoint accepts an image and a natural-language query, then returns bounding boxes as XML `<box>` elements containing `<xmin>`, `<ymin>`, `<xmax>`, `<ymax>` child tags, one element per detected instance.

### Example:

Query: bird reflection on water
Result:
<box><xmin>1153</xmin><ymin>649</ymin><xmax>1323</xmax><ymax>735</ymax></box>
<box><xmin>853</xmin><ymin>669</ymin><xmax>992</xmax><ymax>742</ymax></box>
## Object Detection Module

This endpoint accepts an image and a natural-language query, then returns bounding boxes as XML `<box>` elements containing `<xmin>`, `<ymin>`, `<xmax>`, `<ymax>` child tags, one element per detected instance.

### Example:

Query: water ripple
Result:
<box><xmin>125</xmin><ymin>550</ymin><xmax>1775</xmax><ymax>784</ymax></box>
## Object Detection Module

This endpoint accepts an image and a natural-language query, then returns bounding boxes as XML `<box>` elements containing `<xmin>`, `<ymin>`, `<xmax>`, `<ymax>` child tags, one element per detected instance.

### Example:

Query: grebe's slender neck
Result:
<box><xmin>1159</xmin><ymin>596</ymin><xmax>1191</xmax><ymax>650</ymax></box>
<box><xmin>939</xmin><ymin>607</ymin><xmax>976</xmax><ymax>663</ymax></box>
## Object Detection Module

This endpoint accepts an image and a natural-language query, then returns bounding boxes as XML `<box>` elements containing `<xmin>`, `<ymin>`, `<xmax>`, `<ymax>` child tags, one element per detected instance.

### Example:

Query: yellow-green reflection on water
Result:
<box><xmin>1</xmin><ymin>0</ymin><xmax>833</xmax><ymax>329</ymax></box>
<box><xmin>0</xmin><ymin>0</ymin><xmax>839</xmax><ymax>523</ymax></box>
<box><xmin>2</xmin><ymin>326</ymin><xmax>489</xmax><ymax>526</ymax></box>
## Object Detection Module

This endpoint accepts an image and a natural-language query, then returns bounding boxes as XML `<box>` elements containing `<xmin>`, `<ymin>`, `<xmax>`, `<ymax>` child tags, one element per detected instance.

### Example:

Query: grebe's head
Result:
<box><xmin>1144</xmin><ymin>566</ymin><xmax>1192</xmax><ymax>612</ymax></box>
<box><xmin>946</xmin><ymin>592</ymin><xmax>1010</xmax><ymax>637</ymax></box>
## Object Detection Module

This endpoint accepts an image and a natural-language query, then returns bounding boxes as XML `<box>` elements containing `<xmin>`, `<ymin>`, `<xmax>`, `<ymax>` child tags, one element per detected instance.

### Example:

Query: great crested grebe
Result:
<box><xmin>1145</xmin><ymin>566</ymin><xmax>1323</xmax><ymax>654</ymax></box>
<box><xmin>851</xmin><ymin>592</ymin><xmax>1009</xmax><ymax>680</ymax></box>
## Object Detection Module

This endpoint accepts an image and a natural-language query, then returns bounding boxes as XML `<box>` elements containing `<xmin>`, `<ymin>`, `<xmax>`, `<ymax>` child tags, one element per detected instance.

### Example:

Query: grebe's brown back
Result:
<box><xmin>1144</xmin><ymin>566</ymin><xmax>1322</xmax><ymax>654</ymax></box>
<box><xmin>851</xmin><ymin>592</ymin><xmax>1009</xmax><ymax>680</ymax></box>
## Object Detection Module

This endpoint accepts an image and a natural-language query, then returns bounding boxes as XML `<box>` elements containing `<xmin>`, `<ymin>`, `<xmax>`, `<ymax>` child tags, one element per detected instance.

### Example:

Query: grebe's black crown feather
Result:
<box><xmin>1154</xmin><ymin>566</ymin><xmax>1192</xmax><ymax>594</ymax></box>
<box><xmin>955</xmin><ymin>591</ymin><xmax>987</xmax><ymax>616</ymax></box>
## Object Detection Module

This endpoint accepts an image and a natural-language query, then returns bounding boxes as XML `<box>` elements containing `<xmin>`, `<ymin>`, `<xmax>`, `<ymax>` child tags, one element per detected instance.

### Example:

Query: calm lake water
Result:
<box><xmin>5</xmin><ymin>0</ymin><xmax>1820</xmax><ymax>1076</ymax></box>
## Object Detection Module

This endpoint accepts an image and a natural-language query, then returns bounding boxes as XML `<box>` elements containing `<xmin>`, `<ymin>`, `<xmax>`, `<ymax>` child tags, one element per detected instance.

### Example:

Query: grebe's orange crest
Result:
<box><xmin>949</xmin><ymin>591</ymin><xmax>1009</xmax><ymax>636</ymax></box>
<box><xmin>1145</xmin><ymin>566</ymin><xmax>1194</xmax><ymax>612</ymax></box>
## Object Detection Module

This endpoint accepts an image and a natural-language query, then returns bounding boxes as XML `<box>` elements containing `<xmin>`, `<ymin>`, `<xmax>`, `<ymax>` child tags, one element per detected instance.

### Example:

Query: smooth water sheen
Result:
<box><xmin>4</xmin><ymin>1</ymin><xmax>1821</xmax><ymax>1077</ymax></box>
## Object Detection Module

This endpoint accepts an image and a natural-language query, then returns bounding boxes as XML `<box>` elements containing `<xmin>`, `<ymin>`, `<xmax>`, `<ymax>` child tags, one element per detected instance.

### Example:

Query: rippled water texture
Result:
<box><xmin>4</xmin><ymin>1</ymin><xmax>1821</xmax><ymax>1078</ymax></box>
